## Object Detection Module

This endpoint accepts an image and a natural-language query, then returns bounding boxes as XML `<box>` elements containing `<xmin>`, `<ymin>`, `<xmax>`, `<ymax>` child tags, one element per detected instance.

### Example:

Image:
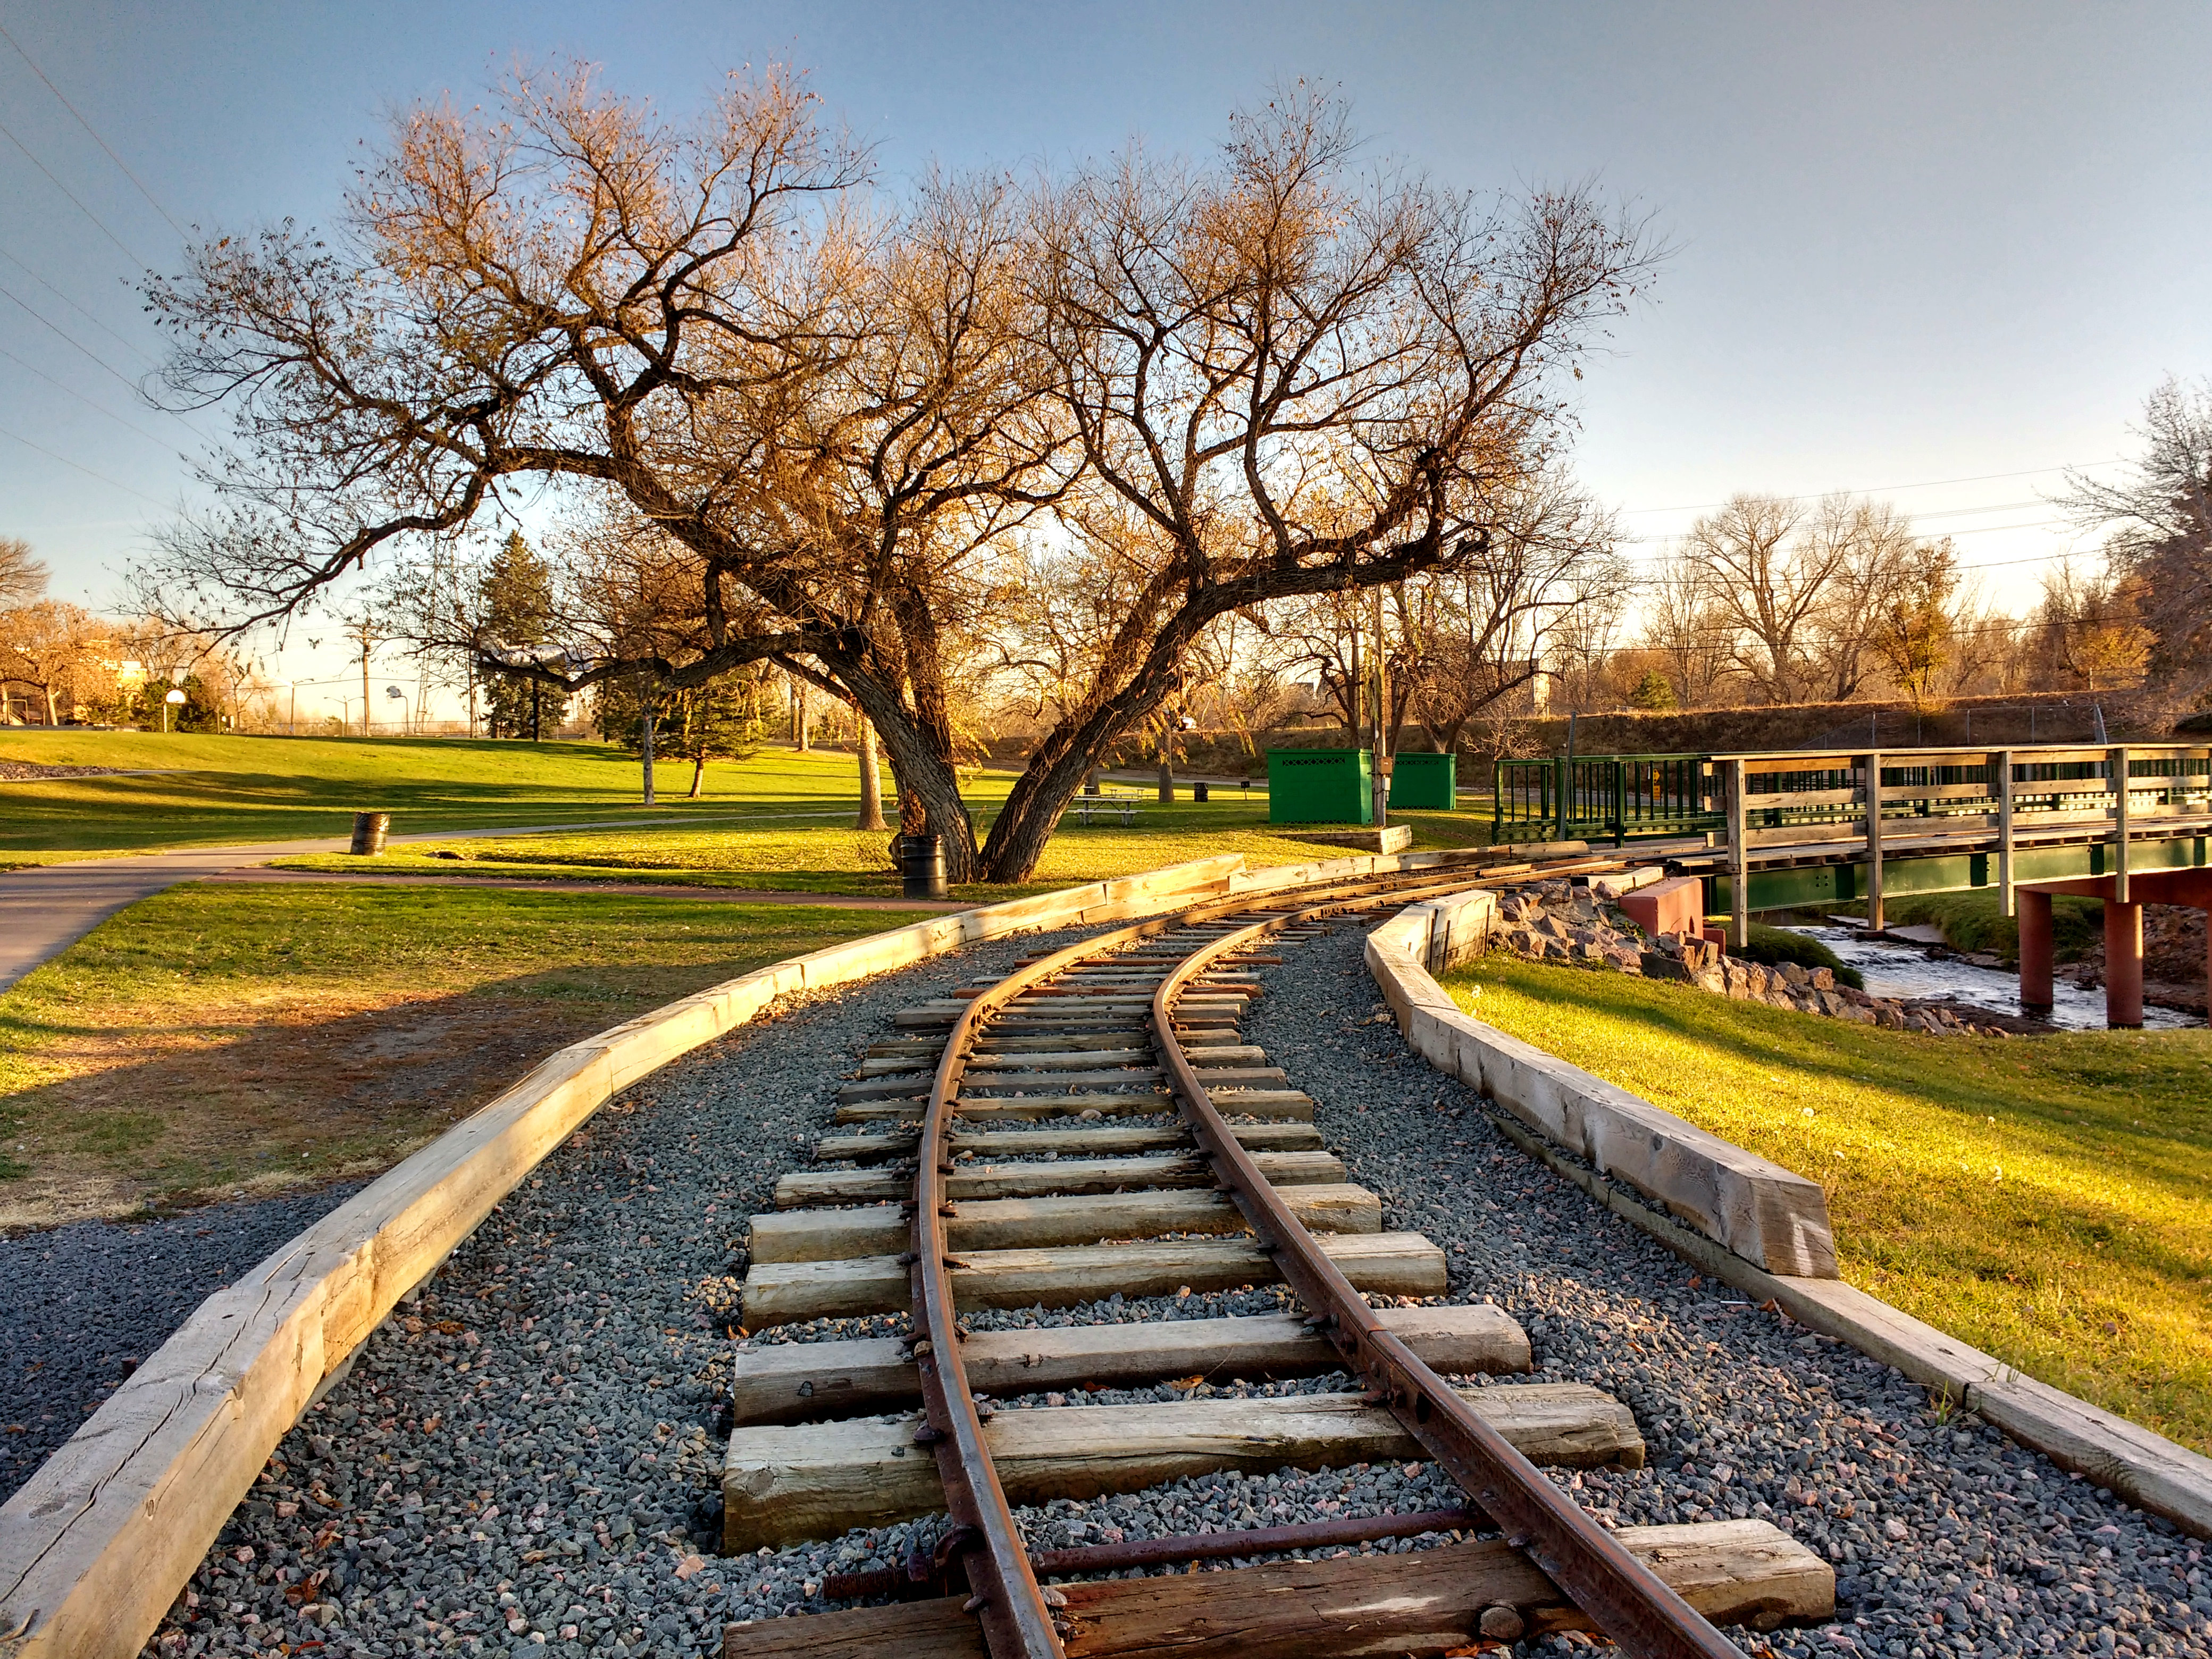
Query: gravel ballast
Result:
<box><xmin>124</xmin><ymin>910</ymin><xmax>2212</xmax><ymax>1657</ymax></box>
<box><xmin>2</xmin><ymin>1183</ymin><xmax>366</xmax><ymax>1506</ymax></box>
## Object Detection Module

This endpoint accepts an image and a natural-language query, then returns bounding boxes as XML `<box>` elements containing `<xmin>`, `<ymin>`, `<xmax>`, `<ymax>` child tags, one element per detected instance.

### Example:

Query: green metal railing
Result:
<box><xmin>1492</xmin><ymin>754</ymin><xmax>1721</xmax><ymax>845</ymax></box>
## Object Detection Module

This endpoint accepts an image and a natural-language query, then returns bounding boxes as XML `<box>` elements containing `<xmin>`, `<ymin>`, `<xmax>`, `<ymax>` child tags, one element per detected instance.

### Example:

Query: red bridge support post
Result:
<box><xmin>2105</xmin><ymin>900</ymin><xmax>2144</xmax><ymax>1029</ymax></box>
<box><xmin>2018</xmin><ymin>888</ymin><xmax>2054</xmax><ymax>1015</ymax></box>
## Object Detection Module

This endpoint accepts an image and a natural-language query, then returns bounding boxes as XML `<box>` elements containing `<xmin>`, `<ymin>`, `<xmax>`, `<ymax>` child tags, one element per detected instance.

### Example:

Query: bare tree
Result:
<box><xmin>136</xmin><ymin>69</ymin><xmax>1654</xmax><ymax>880</ymax></box>
<box><xmin>2032</xmin><ymin>559</ymin><xmax>2152</xmax><ymax>692</ymax></box>
<box><xmin>2056</xmin><ymin>376</ymin><xmax>2212</xmax><ymax>686</ymax></box>
<box><xmin>1673</xmin><ymin>493</ymin><xmax>1855</xmax><ymax>702</ymax></box>
<box><xmin>1803</xmin><ymin>495</ymin><xmax>1915</xmax><ymax>701</ymax></box>
<box><xmin>1638</xmin><ymin>546</ymin><xmax>1736</xmax><ymax>708</ymax></box>
<box><xmin>0</xmin><ymin>537</ymin><xmax>47</xmax><ymax>607</ymax></box>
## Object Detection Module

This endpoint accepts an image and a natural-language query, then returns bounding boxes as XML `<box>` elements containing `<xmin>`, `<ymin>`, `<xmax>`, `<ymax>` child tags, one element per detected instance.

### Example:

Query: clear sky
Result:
<box><xmin>3</xmin><ymin>2</ymin><xmax>2207</xmax><ymax>719</ymax></box>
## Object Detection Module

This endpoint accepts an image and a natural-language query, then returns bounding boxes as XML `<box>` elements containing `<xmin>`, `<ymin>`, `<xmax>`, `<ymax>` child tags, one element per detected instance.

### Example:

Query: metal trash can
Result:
<box><xmin>1192</xmin><ymin>781</ymin><xmax>1209</xmax><ymax>803</ymax></box>
<box><xmin>901</xmin><ymin>833</ymin><xmax>948</xmax><ymax>899</ymax></box>
<box><xmin>349</xmin><ymin>811</ymin><xmax>390</xmax><ymax>856</ymax></box>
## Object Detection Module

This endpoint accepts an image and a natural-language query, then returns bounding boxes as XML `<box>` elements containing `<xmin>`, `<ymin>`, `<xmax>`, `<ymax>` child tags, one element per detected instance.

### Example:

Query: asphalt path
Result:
<box><xmin>0</xmin><ymin>810</ymin><xmax>869</xmax><ymax>991</ymax></box>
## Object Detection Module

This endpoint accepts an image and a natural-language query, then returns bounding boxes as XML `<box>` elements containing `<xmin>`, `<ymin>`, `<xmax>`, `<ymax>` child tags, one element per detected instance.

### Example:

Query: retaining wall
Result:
<box><xmin>1365</xmin><ymin>899</ymin><xmax>2212</xmax><ymax>1538</ymax></box>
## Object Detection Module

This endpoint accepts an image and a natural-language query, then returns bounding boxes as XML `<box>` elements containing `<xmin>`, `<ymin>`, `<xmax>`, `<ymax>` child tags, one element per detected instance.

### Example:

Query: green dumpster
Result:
<box><xmin>1388</xmin><ymin>751</ymin><xmax>1456</xmax><ymax>810</ymax></box>
<box><xmin>1268</xmin><ymin>748</ymin><xmax>1372</xmax><ymax>825</ymax></box>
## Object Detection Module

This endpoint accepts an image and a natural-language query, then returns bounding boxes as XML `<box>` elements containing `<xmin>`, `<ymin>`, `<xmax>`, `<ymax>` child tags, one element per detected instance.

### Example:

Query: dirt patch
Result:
<box><xmin>0</xmin><ymin>979</ymin><xmax>660</xmax><ymax>1231</ymax></box>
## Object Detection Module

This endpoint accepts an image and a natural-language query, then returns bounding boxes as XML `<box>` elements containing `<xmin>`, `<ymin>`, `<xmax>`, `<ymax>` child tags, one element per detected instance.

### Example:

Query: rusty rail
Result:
<box><xmin>1151</xmin><ymin>893</ymin><xmax>1747</xmax><ymax>1659</ymax></box>
<box><xmin>907</xmin><ymin>858</ymin><xmax>1628</xmax><ymax>1657</ymax></box>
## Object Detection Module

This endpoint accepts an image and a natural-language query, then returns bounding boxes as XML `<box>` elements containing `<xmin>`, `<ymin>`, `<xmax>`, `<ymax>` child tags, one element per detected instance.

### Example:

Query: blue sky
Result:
<box><xmin>3</xmin><ymin>2</ymin><xmax>2206</xmax><ymax>717</ymax></box>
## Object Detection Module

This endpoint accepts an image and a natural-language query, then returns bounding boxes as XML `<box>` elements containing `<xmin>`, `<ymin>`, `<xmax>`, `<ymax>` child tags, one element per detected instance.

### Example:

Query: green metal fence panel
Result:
<box><xmin>1387</xmin><ymin>751</ymin><xmax>1456</xmax><ymax>809</ymax></box>
<box><xmin>1490</xmin><ymin>753</ymin><xmax>1721</xmax><ymax>845</ymax></box>
<box><xmin>1267</xmin><ymin>748</ymin><xmax>1373</xmax><ymax>824</ymax></box>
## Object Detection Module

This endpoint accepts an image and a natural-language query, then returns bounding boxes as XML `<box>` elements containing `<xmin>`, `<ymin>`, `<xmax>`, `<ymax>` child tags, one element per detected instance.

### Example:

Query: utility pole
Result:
<box><xmin>351</xmin><ymin>617</ymin><xmax>375</xmax><ymax>738</ymax></box>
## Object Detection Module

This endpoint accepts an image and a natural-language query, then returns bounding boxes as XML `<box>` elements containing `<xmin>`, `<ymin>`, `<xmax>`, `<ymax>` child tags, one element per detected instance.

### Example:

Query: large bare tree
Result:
<box><xmin>977</xmin><ymin>91</ymin><xmax>1656</xmax><ymax>875</ymax></box>
<box><xmin>0</xmin><ymin>537</ymin><xmax>47</xmax><ymax>608</ymax></box>
<box><xmin>135</xmin><ymin>69</ymin><xmax>1654</xmax><ymax>880</ymax></box>
<box><xmin>1673</xmin><ymin>493</ymin><xmax>1853</xmax><ymax>703</ymax></box>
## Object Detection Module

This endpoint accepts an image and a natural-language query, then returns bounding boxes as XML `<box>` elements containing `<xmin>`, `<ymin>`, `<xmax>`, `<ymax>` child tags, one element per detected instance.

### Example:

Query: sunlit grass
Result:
<box><xmin>1440</xmin><ymin>955</ymin><xmax>2212</xmax><ymax>1453</ymax></box>
<box><xmin>0</xmin><ymin>882</ymin><xmax>927</xmax><ymax>1222</ymax></box>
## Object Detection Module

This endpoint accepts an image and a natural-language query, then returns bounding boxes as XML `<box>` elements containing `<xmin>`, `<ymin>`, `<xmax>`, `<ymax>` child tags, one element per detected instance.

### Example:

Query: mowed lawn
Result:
<box><xmin>0</xmin><ymin>732</ymin><xmax>875</xmax><ymax>862</ymax></box>
<box><xmin>0</xmin><ymin>731</ymin><xmax>1495</xmax><ymax>885</ymax></box>
<box><xmin>1441</xmin><ymin>956</ymin><xmax>2212</xmax><ymax>1453</ymax></box>
<box><xmin>0</xmin><ymin>882</ymin><xmax>935</xmax><ymax>1229</ymax></box>
<box><xmin>267</xmin><ymin>800</ymin><xmax>1495</xmax><ymax>901</ymax></box>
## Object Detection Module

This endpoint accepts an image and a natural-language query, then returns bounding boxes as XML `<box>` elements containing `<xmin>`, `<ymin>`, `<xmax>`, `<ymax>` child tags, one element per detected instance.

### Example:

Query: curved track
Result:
<box><xmin>725</xmin><ymin>861</ymin><xmax>1832</xmax><ymax>1657</ymax></box>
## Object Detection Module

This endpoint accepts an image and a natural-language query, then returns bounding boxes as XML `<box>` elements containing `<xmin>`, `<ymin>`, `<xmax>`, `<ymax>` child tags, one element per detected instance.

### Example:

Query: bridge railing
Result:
<box><xmin>1492</xmin><ymin>752</ymin><xmax>1723</xmax><ymax>846</ymax></box>
<box><xmin>1712</xmin><ymin>742</ymin><xmax>2212</xmax><ymax>937</ymax></box>
<box><xmin>1494</xmin><ymin>742</ymin><xmax>2212</xmax><ymax>936</ymax></box>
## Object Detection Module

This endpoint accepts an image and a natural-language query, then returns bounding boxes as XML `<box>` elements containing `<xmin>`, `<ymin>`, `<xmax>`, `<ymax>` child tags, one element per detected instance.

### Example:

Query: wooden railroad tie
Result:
<box><xmin>722</xmin><ymin>1520</ymin><xmax>1833</xmax><ymax>1657</ymax></box>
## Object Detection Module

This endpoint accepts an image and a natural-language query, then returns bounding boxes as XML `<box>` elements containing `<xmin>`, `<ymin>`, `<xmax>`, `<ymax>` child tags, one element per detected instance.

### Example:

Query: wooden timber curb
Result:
<box><xmin>1363</xmin><ymin>892</ymin><xmax>2212</xmax><ymax>1540</ymax></box>
<box><xmin>0</xmin><ymin>844</ymin><xmax>1510</xmax><ymax>1659</ymax></box>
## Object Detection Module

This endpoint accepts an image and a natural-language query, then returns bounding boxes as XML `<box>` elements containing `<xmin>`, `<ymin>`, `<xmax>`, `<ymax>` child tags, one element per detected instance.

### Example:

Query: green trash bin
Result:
<box><xmin>1387</xmin><ymin>751</ymin><xmax>1456</xmax><ymax>810</ymax></box>
<box><xmin>1267</xmin><ymin>749</ymin><xmax>1373</xmax><ymax>825</ymax></box>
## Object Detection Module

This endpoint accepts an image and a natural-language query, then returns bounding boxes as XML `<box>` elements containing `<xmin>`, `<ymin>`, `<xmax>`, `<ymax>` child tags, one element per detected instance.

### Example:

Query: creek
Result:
<box><xmin>1781</xmin><ymin>924</ymin><xmax>2203</xmax><ymax>1032</ymax></box>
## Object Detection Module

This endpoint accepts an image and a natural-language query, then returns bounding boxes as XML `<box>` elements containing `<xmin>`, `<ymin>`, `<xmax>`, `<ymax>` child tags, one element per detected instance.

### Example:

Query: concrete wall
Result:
<box><xmin>1362</xmin><ymin>923</ymin><xmax>1838</xmax><ymax>1280</ymax></box>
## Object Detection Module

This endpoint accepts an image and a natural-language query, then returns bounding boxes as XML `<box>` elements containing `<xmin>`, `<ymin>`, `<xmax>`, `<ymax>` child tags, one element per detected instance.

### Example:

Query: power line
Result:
<box><xmin>0</xmin><ymin>20</ymin><xmax>187</xmax><ymax>239</ymax></box>
<box><xmin>1619</xmin><ymin>459</ymin><xmax>2129</xmax><ymax>517</ymax></box>
<box><xmin>0</xmin><ymin>418</ymin><xmax>164</xmax><ymax>505</ymax></box>
<box><xmin>0</xmin><ymin>244</ymin><xmax>159</xmax><ymax>368</ymax></box>
<box><xmin>0</xmin><ymin>340</ymin><xmax>181</xmax><ymax>451</ymax></box>
<box><xmin>0</xmin><ymin>275</ymin><xmax>212</xmax><ymax>448</ymax></box>
<box><xmin>0</xmin><ymin>108</ymin><xmax>145</xmax><ymax>269</ymax></box>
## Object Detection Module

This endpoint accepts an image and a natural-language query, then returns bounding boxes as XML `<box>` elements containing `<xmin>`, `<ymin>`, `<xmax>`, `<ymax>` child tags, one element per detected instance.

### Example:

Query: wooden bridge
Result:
<box><xmin>1494</xmin><ymin>743</ymin><xmax>2212</xmax><ymax>1027</ymax></box>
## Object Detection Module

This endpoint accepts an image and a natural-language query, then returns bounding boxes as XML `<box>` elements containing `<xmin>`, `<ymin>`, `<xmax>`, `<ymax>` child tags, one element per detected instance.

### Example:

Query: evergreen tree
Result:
<box><xmin>477</xmin><ymin>533</ymin><xmax>555</xmax><ymax>737</ymax></box>
<box><xmin>1629</xmin><ymin>669</ymin><xmax>1677</xmax><ymax>710</ymax></box>
<box><xmin>596</xmin><ymin>667</ymin><xmax>768</xmax><ymax>796</ymax></box>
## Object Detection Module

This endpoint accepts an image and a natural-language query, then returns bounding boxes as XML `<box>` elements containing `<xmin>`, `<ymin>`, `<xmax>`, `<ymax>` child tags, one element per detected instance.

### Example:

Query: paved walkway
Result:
<box><xmin>0</xmin><ymin>810</ymin><xmax>880</xmax><ymax>992</ymax></box>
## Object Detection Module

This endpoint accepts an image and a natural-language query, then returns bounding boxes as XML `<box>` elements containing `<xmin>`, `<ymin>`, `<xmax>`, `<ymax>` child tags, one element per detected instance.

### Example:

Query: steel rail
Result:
<box><xmin>1150</xmin><ymin>898</ymin><xmax>1748</xmax><ymax>1659</ymax></box>
<box><xmin>907</xmin><ymin>857</ymin><xmax>1624</xmax><ymax>1657</ymax></box>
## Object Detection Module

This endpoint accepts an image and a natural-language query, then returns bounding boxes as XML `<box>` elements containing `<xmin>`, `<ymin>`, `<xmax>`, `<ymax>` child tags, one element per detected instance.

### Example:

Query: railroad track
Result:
<box><xmin>721</xmin><ymin>864</ymin><xmax>1834</xmax><ymax>1658</ymax></box>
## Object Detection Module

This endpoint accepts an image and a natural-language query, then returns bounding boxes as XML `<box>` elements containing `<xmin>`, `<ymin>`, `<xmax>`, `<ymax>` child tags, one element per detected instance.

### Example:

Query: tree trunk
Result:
<box><xmin>689</xmin><ymin>753</ymin><xmax>705</xmax><ymax>799</ymax></box>
<box><xmin>795</xmin><ymin>679</ymin><xmax>810</xmax><ymax>751</ymax></box>
<box><xmin>640</xmin><ymin>706</ymin><xmax>657</xmax><ymax>805</ymax></box>
<box><xmin>856</xmin><ymin>718</ymin><xmax>886</xmax><ymax>831</ymax></box>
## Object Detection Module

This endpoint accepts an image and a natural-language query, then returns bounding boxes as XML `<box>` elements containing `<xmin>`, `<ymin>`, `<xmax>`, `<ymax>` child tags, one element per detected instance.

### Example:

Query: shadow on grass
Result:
<box><xmin>0</xmin><ymin>963</ymin><xmax>739</xmax><ymax>1223</ymax></box>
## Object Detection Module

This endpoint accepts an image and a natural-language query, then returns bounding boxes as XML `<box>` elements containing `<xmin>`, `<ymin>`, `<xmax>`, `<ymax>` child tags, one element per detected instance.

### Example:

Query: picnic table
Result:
<box><xmin>1065</xmin><ymin>790</ymin><xmax>1144</xmax><ymax>827</ymax></box>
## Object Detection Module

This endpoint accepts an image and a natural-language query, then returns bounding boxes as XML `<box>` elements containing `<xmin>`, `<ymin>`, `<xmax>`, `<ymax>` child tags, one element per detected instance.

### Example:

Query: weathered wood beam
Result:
<box><xmin>727</xmin><ymin>1305</ymin><xmax>1530</xmax><ymax>1425</ymax></box>
<box><xmin>748</xmin><ymin>1183</ymin><xmax>1379</xmax><ymax>1263</ymax></box>
<box><xmin>720</xmin><ymin>1520</ymin><xmax>1833</xmax><ymax>1656</ymax></box>
<box><xmin>773</xmin><ymin>1149</ymin><xmax>1345</xmax><ymax>1207</ymax></box>
<box><xmin>739</xmin><ymin>1231</ymin><xmax>1446</xmax><ymax>1327</ymax></box>
<box><xmin>723</xmin><ymin>1382</ymin><xmax>1641</xmax><ymax>1547</ymax></box>
<box><xmin>809</xmin><ymin>1121</ymin><xmax>1323</xmax><ymax>1163</ymax></box>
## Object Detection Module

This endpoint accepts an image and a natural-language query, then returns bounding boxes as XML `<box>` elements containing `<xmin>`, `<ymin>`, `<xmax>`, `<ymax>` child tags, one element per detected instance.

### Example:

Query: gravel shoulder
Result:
<box><xmin>1</xmin><ymin>1182</ymin><xmax>366</xmax><ymax>1505</ymax></box>
<box><xmin>121</xmin><ymin>914</ymin><xmax>2212</xmax><ymax>1659</ymax></box>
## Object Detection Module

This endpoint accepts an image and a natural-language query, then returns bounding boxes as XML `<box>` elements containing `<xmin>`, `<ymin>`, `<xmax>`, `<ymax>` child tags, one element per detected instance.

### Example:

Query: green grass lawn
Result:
<box><xmin>1440</xmin><ymin>956</ymin><xmax>2212</xmax><ymax>1453</ymax></box>
<box><xmin>0</xmin><ymin>881</ymin><xmax>933</xmax><ymax>1227</ymax></box>
<box><xmin>0</xmin><ymin>732</ymin><xmax>1500</xmax><ymax>883</ymax></box>
<box><xmin>266</xmin><ymin>799</ymin><xmax>1499</xmax><ymax>901</ymax></box>
<box><xmin>0</xmin><ymin>732</ymin><xmax>881</xmax><ymax>861</ymax></box>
